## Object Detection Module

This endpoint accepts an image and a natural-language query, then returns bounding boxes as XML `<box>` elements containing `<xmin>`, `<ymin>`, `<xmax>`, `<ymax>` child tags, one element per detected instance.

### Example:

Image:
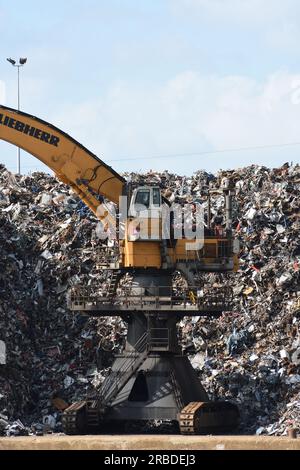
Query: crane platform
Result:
<box><xmin>68</xmin><ymin>286</ymin><xmax>233</xmax><ymax>316</ymax></box>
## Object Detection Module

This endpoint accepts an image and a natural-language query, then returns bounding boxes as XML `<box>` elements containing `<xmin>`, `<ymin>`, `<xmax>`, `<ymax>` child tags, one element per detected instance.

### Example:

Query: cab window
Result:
<box><xmin>135</xmin><ymin>190</ymin><xmax>150</xmax><ymax>208</ymax></box>
<box><xmin>153</xmin><ymin>188</ymin><xmax>161</xmax><ymax>206</ymax></box>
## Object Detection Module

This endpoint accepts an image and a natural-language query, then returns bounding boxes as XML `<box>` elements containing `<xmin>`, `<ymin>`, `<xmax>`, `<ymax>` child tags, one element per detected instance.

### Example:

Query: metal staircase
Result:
<box><xmin>99</xmin><ymin>332</ymin><xmax>149</xmax><ymax>407</ymax></box>
<box><xmin>107</xmin><ymin>270</ymin><xmax>120</xmax><ymax>299</ymax></box>
<box><xmin>170</xmin><ymin>370</ymin><xmax>184</xmax><ymax>410</ymax></box>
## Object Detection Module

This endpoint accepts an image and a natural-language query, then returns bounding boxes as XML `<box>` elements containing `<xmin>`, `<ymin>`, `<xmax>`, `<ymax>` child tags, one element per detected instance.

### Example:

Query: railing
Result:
<box><xmin>149</xmin><ymin>328</ymin><xmax>170</xmax><ymax>350</ymax></box>
<box><xmin>99</xmin><ymin>327</ymin><xmax>175</xmax><ymax>406</ymax></box>
<box><xmin>99</xmin><ymin>332</ymin><xmax>149</xmax><ymax>405</ymax></box>
<box><xmin>217</xmin><ymin>240</ymin><xmax>232</xmax><ymax>258</ymax></box>
<box><xmin>189</xmin><ymin>240</ymin><xmax>232</xmax><ymax>259</ymax></box>
<box><xmin>69</xmin><ymin>285</ymin><xmax>233</xmax><ymax>312</ymax></box>
<box><xmin>170</xmin><ymin>370</ymin><xmax>184</xmax><ymax>410</ymax></box>
<box><xmin>93</xmin><ymin>246</ymin><xmax>120</xmax><ymax>268</ymax></box>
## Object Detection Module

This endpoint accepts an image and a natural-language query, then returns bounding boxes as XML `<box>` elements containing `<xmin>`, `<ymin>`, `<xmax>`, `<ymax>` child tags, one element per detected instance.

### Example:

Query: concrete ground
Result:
<box><xmin>0</xmin><ymin>435</ymin><xmax>300</xmax><ymax>450</ymax></box>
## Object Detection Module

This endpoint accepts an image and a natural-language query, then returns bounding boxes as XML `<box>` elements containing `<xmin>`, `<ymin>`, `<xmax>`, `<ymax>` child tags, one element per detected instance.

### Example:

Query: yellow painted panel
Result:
<box><xmin>124</xmin><ymin>240</ymin><xmax>161</xmax><ymax>268</ymax></box>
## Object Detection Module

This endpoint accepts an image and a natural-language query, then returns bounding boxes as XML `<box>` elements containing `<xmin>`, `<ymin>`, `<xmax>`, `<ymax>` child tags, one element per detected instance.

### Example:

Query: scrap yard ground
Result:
<box><xmin>1</xmin><ymin>435</ymin><xmax>300</xmax><ymax>451</ymax></box>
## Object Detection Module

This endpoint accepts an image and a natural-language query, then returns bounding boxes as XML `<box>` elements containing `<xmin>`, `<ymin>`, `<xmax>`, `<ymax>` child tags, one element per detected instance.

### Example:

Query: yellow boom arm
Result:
<box><xmin>0</xmin><ymin>105</ymin><xmax>125</xmax><ymax>216</ymax></box>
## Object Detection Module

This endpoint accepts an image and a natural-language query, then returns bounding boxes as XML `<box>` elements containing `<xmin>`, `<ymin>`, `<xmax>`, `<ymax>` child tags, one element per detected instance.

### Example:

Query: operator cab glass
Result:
<box><xmin>153</xmin><ymin>188</ymin><xmax>161</xmax><ymax>207</ymax></box>
<box><xmin>131</xmin><ymin>187</ymin><xmax>161</xmax><ymax>215</ymax></box>
<box><xmin>135</xmin><ymin>189</ymin><xmax>150</xmax><ymax>209</ymax></box>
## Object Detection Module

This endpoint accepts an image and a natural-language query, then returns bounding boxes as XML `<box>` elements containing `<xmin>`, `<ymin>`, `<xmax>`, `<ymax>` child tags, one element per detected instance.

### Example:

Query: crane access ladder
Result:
<box><xmin>86</xmin><ymin>329</ymin><xmax>170</xmax><ymax>429</ymax></box>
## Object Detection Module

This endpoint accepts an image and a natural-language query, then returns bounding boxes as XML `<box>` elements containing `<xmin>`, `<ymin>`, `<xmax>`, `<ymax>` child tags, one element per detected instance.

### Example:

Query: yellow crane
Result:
<box><xmin>0</xmin><ymin>104</ymin><xmax>239</xmax><ymax>435</ymax></box>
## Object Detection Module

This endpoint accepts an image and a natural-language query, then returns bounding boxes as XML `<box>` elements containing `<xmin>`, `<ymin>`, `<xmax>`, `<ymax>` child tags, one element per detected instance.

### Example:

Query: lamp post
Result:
<box><xmin>6</xmin><ymin>57</ymin><xmax>28</xmax><ymax>174</ymax></box>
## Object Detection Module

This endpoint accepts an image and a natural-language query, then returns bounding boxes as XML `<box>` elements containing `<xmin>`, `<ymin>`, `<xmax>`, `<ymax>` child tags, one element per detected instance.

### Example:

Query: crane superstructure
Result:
<box><xmin>0</xmin><ymin>105</ymin><xmax>239</xmax><ymax>434</ymax></box>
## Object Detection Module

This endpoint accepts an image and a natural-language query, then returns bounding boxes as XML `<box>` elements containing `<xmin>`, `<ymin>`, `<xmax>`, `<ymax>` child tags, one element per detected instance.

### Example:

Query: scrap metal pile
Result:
<box><xmin>0</xmin><ymin>162</ymin><xmax>300</xmax><ymax>436</ymax></box>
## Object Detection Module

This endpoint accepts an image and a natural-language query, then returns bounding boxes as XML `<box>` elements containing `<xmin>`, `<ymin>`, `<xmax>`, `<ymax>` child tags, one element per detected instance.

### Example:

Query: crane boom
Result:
<box><xmin>0</xmin><ymin>105</ymin><xmax>125</xmax><ymax>216</ymax></box>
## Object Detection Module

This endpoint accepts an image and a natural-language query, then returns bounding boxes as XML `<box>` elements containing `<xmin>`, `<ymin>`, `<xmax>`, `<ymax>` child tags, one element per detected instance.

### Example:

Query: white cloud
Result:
<box><xmin>51</xmin><ymin>70</ymin><xmax>300</xmax><ymax>174</ymax></box>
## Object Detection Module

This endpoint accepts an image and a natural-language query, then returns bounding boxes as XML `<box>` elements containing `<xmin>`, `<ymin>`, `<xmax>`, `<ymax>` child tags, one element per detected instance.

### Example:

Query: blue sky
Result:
<box><xmin>1</xmin><ymin>0</ymin><xmax>300</xmax><ymax>175</ymax></box>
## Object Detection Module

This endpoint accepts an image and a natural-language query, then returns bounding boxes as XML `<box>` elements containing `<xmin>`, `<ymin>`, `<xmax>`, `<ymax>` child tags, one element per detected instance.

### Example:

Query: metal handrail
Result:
<box><xmin>99</xmin><ymin>332</ymin><xmax>149</xmax><ymax>404</ymax></box>
<box><xmin>69</xmin><ymin>285</ymin><xmax>233</xmax><ymax>309</ymax></box>
<box><xmin>149</xmin><ymin>328</ymin><xmax>170</xmax><ymax>349</ymax></box>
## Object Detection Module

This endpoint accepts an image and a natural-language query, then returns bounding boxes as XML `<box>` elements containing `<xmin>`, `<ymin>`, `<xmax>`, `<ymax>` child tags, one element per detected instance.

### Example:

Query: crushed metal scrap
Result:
<box><xmin>0</xmin><ymin>162</ymin><xmax>300</xmax><ymax>436</ymax></box>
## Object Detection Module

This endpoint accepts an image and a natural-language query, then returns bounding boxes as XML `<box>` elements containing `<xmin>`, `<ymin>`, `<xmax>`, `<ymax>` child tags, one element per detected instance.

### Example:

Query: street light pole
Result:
<box><xmin>17</xmin><ymin>65</ymin><xmax>20</xmax><ymax>174</ymax></box>
<box><xmin>17</xmin><ymin>64</ymin><xmax>20</xmax><ymax>110</ymax></box>
<box><xmin>6</xmin><ymin>57</ymin><xmax>28</xmax><ymax>174</ymax></box>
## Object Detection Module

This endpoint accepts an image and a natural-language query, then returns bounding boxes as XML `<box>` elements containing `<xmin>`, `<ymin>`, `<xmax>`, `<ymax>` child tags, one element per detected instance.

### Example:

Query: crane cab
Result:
<box><xmin>123</xmin><ymin>186</ymin><xmax>163</xmax><ymax>267</ymax></box>
<box><xmin>128</xmin><ymin>186</ymin><xmax>163</xmax><ymax>242</ymax></box>
<box><xmin>129</xmin><ymin>186</ymin><xmax>162</xmax><ymax>217</ymax></box>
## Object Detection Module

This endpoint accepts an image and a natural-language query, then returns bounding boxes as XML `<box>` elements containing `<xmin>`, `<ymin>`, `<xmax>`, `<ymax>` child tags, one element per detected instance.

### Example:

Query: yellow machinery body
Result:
<box><xmin>0</xmin><ymin>105</ymin><xmax>238</xmax><ymax>273</ymax></box>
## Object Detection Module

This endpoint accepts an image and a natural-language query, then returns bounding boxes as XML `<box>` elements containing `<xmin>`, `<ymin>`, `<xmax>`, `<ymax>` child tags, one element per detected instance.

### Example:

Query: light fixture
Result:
<box><xmin>6</xmin><ymin>56</ymin><xmax>28</xmax><ymax>174</ymax></box>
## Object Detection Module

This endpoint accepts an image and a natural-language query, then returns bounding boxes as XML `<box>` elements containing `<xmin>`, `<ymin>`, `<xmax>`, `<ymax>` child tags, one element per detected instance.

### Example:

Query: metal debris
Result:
<box><xmin>0</xmin><ymin>162</ymin><xmax>300</xmax><ymax>435</ymax></box>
